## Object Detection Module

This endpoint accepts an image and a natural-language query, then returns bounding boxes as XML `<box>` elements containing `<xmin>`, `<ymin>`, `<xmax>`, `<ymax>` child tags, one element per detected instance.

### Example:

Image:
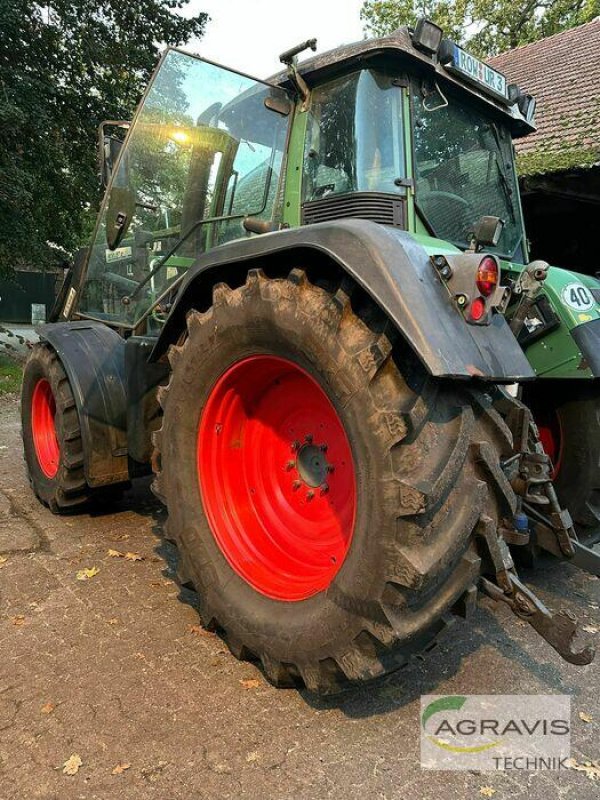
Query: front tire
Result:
<box><xmin>525</xmin><ymin>383</ymin><xmax>600</xmax><ymax>545</ymax></box>
<box><xmin>154</xmin><ymin>269</ymin><xmax>513</xmax><ymax>693</ymax></box>
<box><xmin>21</xmin><ymin>345</ymin><xmax>125</xmax><ymax>513</ymax></box>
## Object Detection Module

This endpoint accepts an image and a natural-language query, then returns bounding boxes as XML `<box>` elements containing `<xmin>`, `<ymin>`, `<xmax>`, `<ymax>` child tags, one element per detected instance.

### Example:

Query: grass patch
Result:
<box><xmin>0</xmin><ymin>353</ymin><xmax>23</xmax><ymax>395</ymax></box>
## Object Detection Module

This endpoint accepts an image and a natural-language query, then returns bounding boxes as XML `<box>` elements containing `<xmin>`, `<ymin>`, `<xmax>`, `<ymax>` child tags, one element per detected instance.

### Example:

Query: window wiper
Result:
<box><xmin>490</xmin><ymin>123</ymin><xmax>516</xmax><ymax>222</ymax></box>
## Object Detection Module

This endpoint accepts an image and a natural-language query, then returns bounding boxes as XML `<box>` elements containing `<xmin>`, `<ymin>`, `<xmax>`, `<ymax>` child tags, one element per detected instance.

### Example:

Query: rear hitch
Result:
<box><xmin>474</xmin><ymin>394</ymin><xmax>598</xmax><ymax>665</ymax></box>
<box><xmin>475</xmin><ymin>512</ymin><xmax>595</xmax><ymax>666</ymax></box>
<box><xmin>480</xmin><ymin>573</ymin><xmax>594</xmax><ymax>665</ymax></box>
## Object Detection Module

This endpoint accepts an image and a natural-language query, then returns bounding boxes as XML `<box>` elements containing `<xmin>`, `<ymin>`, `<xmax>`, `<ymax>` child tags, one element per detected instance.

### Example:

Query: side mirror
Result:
<box><xmin>98</xmin><ymin>120</ymin><xmax>130</xmax><ymax>187</ymax></box>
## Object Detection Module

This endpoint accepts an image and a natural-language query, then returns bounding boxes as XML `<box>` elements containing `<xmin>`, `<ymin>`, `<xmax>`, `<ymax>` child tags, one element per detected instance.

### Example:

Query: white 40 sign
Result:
<box><xmin>561</xmin><ymin>282</ymin><xmax>594</xmax><ymax>312</ymax></box>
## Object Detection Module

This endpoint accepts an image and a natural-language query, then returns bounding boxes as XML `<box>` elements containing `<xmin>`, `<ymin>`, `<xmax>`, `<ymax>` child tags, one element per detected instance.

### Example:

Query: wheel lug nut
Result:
<box><xmin>306</xmin><ymin>490</ymin><xmax>315</xmax><ymax>501</ymax></box>
<box><xmin>285</xmin><ymin>461</ymin><xmax>295</xmax><ymax>471</ymax></box>
<box><xmin>320</xmin><ymin>483</ymin><xmax>329</xmax><ymax>495</ymax></box>
<box><xmin>292</xmin><ymin>481</ymin><xmax>301</xmax><ymax>491</ymax></box>
<box><xmin>291</xmin><ymin>440</ymin><xmax>300</xmax><ymax>452</ymax></box>
<box><xmin>326</xmin><ymin>464</ymin><xmax>335</xmax><ymax>474</ymax></box>
<box><xmin>305</xmin><ymin>434</ymin><xmax>313</xmax><ymax>444</ymax></box>
<box><xmin>319</xmin><ymin>444</ymin><xmax>328</xmax><ymax>453</ymax></box>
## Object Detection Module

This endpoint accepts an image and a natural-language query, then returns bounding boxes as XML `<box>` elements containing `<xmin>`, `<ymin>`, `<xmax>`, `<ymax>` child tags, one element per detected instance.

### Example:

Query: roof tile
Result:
<box><xmin>489</xmin><ymin>19</ymin><xmax>600</xmax><ymax>161</ymax></box>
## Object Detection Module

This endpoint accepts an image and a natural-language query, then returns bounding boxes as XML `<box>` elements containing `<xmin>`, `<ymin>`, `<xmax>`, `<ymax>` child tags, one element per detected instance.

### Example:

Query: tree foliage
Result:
<box><xmin>360</xmin><ymin>0</ymin><xmax>600</xmax><ymax>58</ymax></box>
<box><xmin>0</xmin><ymin>0</ymin><xmax>207</xmax><ymax>276</ymax></box>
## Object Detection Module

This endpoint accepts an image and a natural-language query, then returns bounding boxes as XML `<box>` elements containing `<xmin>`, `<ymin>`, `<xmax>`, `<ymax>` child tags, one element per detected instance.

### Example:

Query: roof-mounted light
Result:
<box><xmin>411</xmin><ymin>18</ymin><xmax>443</xmax><ymax>56</ymax></box>
<box><xmin>508</xmin><ymin>83</ymin><xmax>537</xmax><ymax>124</ymax></box>
<box><xmin>518</xmin><ymin>93</ymin><xmax>536</xmax><ymax>124</ymax></box>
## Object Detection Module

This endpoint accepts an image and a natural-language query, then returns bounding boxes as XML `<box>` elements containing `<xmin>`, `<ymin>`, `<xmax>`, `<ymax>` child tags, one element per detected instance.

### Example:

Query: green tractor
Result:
<box><xmin>21</xmin><ymin>21</ymin><xmax>600</xmax><ymax>693</ymax></box>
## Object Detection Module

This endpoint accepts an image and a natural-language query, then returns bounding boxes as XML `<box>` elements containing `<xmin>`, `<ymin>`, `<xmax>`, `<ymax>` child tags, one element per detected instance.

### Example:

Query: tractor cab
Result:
<box><xmin>284</xmin><ymin>23</ymin><xmax>534</xmax><ymax>264</ymax></box>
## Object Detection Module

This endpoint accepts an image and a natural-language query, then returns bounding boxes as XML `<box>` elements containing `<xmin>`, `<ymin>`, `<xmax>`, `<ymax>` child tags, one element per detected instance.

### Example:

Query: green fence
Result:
<box><xmin>0</xmin><ymin>271</ymin><xmax>58</xmax><ymax>324</ymax></box>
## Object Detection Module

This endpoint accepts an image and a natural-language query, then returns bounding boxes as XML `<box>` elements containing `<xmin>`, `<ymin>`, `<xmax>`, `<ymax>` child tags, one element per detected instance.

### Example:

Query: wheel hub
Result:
<box><xmin>295</xmin><ymin>442</ymin><xmax>331</xmax><ymax>488</ymax></box>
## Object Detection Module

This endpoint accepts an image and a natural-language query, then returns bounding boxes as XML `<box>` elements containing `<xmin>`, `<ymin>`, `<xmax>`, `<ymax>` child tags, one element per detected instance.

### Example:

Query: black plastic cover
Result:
<box><xmin>571</xmin><ymin>317</ymin><xmax>600</xmax><ymax>377</ymax></box>
<box><xmin>37</xmin><ymin>321</ymin><xmax>129</xmax><ymax>487</ymax></box>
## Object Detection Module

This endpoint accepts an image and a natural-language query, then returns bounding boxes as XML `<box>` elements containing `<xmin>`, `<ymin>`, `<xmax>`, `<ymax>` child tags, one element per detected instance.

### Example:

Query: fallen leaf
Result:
<box><xmin>41</xmin><ymin>702</ymin><xmax>55</xmax><ymax>714</ymax></box>
<box><xmin>108</xmin><ymin>618</ymin><xmax>119</xmax><ymax>625</ymax></box>
<box><xmin>480</xmin><ymin>788</ymin><xmax>496</xmax><ymax>798</ymax></box>
<box><xmin>107</xmin><ymin>549</ymin><xmax>124</xmax><ymax>558</ymax></box>
<box><xmin>62</xmin><ymin>754</ymin><xmax>83</xmax><ymax>775</ymax></box>
<box><xmin>0</xmin><ymin>555</ymin><xmax>7</xmax><ymax>567</ymax></box>
<box><xmin>11</xmin><ymin>615</ymin><xmax>26</xmax><ymax>626</ymax></box>
<box><xmin>112</xmin><ymin>763</ymin><xmax>131</xmax><ymax>775</ymax></box>
<box><xmin>583</xmin><ymin>625</ymin><xmax>599</xmax><ymax>634</ymax></box>
<box><xmin>76</xmin><ymin>566</ymin><xmax>99</xmax><ymax>581</ymax></box>
<box><xmin>579</xmin><ymin>711</ymin><xmax>594</xmax><ymax>724</ymax></box>
<box><xmin>240</xmin><ymin>678</ymin><xmax>261</xmax><ymax>689</ymax></box>
<box><xmin>124</xmin><ymin>552</ymin><xmax>144</xmax><ymax>561</ymax></box>
<box><xmin>565</xmin><ymin>758</ymin><xmax>600</xmax><ymax>781</ymax></box>
<box><xmin>189</xmin><ymin>625</ymin><xmax>204</xmax><ymax>636</ymax></box>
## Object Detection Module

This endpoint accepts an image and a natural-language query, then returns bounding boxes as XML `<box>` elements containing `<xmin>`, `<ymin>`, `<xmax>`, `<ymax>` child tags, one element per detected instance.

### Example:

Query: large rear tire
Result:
<box><xmin>525</xmin><ymin>383</ymin><xmax>600</xmax><ymax>545</ymax></box>
<box><xmin>153</xmin><ymin>269</ymin><xmax>513</xmax><ymax>693</ymax></box>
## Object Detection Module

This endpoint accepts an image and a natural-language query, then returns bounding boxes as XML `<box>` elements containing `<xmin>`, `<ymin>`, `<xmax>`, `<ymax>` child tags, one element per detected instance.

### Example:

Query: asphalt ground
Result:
<box><xmin>0</xmin><ymin>391</ymin><xmax>599</xmax><ymax>799</ymax></box>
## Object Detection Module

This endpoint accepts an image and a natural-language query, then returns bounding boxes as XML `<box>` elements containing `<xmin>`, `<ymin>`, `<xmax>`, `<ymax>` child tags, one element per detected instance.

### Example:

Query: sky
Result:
<box><xmin>185</xmin><ymin>0</ymin><xmax>366</xmax><ymax>78</ymax></box>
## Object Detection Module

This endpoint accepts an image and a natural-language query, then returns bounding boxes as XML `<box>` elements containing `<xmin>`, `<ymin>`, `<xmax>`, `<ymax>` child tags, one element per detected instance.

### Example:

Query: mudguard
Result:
<box><xmin>37</xmin><ymin>321</ymin><xmax>129</xmax><ymax>487</ymax></box>
<box><xmin>153</xmin><ymin>219</ymin><xmax>535</xmax><ymax>381</ymax></box>
<box><xmin>571</xmin><ymin>318</ymin><xmax>600</xmax><ymax>377</ymax></box>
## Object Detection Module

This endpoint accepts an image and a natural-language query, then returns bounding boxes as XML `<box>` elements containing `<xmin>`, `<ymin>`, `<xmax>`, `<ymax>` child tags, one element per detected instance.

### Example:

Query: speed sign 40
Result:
<box><xmin>561</xmin><ymin>282</ymin><xmax>595</xmax><ymax>312</ymax></box>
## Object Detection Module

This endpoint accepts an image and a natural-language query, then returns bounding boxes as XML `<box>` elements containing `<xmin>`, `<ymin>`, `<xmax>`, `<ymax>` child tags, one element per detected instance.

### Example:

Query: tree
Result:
<box><xmin>0</xmin><ymin>0</ymin><xmax>208</xmax><ymax>276</ymax></box>
<box><xmin>360</xmin><ymin>0</ymin><xmax>600</xmax><ymax>58</ymax></box>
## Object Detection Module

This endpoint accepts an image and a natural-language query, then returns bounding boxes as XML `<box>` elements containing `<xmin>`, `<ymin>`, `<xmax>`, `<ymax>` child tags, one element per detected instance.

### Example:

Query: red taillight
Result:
<box><xmin>476</xmin><ymin>256</ymin><xmax>498</xmax><ymax>297</ymax></box>
<box><xmin>470</xmin><ymin>297</ymin><xmax>486</xmax><ymax>322</ymax></box>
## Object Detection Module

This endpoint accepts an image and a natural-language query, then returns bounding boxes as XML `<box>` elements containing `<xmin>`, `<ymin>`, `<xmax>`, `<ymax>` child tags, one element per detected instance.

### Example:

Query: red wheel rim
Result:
<box><xmin>197</xmin><ymin>355</ymin><xmax>357</xmax><ymax>602</ymax></box>
<box><xmin>536</xmin><ymin>409</ymin><xmax>563</xmax><ymax>479</ymax></box>
<box><xmin>31</xmin><ymin>378</ymin><xmax>60</xmax><ymax>479</ymax></box>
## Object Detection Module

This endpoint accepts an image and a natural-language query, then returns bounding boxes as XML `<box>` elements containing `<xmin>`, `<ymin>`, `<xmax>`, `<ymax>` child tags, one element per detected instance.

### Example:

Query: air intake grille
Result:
<box><xmin>302</xmin><ymin>192</ymin><xmax>406</xmax><ymax>228</ymax></box>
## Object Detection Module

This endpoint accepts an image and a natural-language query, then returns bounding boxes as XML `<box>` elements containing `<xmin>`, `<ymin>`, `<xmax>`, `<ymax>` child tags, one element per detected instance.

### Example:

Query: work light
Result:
<box><xmin>411</xmin><ymin>18</ymin><xmax>443</xmax><ymax>55</ymax></box>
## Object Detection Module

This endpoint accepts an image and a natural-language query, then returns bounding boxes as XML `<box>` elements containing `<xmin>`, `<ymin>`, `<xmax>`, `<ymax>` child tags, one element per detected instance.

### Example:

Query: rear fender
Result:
<box><xmin>153</xmin><ymin>219</ymin><xmax>534</xmax><ymax>381</ymax></box>
<box><xmin>37</xmin><ymin>321</ymin><xmax>129</xmax><ymax>487</ymax></box>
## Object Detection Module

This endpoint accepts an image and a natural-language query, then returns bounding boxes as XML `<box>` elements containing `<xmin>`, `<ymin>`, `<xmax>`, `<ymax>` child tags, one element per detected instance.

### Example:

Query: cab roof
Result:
<box><xmin>272</xmin><ymin>27</ymin><xmax>535</xmax><ymax>139</ymax></box>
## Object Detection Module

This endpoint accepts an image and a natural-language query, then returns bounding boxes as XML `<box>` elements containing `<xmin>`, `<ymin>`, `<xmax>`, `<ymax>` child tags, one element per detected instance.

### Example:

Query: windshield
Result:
<box><xmin>79</xmin><ymin>49</ymin><xmax>290</xmax><ymax>326</ymax></box>
<box><xmin>412</xmin><ymin>83</ymin><xmax>525</xmax><ymax>258</ymax></box>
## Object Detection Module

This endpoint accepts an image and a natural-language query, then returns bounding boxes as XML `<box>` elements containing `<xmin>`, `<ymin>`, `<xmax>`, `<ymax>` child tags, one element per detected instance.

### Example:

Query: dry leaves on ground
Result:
<box><xmin>62</xmin><ymin>754</ymin><xmax>83</xmax><ymax>775</ymax></box>
<box><xmin>579</xmin><ymin>711</ymin><xmax>594</xmax><ymax>724</ymax></box>
<box><xmin>76</xmin><ymin>566</ymin><xmax>99</xmax><ymax>581</ymax></box>
<box><xmin>240</xmin><ymin>678</ymin><xmax>261</xmax><ymax>689</ymax></box>
<box><xmin>107</xmin><ymin>549</ymin><xmax>144</xmax><ymax>561</ymax></box>
<box><xmin>11</xmin><ymin>614</ymin><xmax>26</xmax><ymax>626</ymax></box>
<box><xmin>583</xmin><ymin>625</ymin><xmax>599</xmax><ymax>634</ymax></box>
<box><xmin>565</xmin><ymin>758</ymin><xmax>600</xmax><ymax>780</ymax></box>
<box><xmin>112</xmin><ymin>763</ymin><xmax>131</xmax><ymax>775</ymax></box>
<box><xmin>0</xmin><ymin>555</ymin><xmax>7</xmax><ymax>568</ymax></box>
<box><xmin>480</xmin><ymin>788</ymin><xmax>496</xmax><ymax>798</ymax></box>
<box><xmin>41</xmin><ymin>702</ymin><xmax>55</xmax><ymax>714</ymax></box>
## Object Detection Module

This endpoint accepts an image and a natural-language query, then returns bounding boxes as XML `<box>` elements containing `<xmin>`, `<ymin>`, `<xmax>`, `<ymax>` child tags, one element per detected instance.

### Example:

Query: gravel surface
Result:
<box><xmin>0</xmin><ymin>393</ymin><xmax>599</xmax><ymax>799</ymax></box>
